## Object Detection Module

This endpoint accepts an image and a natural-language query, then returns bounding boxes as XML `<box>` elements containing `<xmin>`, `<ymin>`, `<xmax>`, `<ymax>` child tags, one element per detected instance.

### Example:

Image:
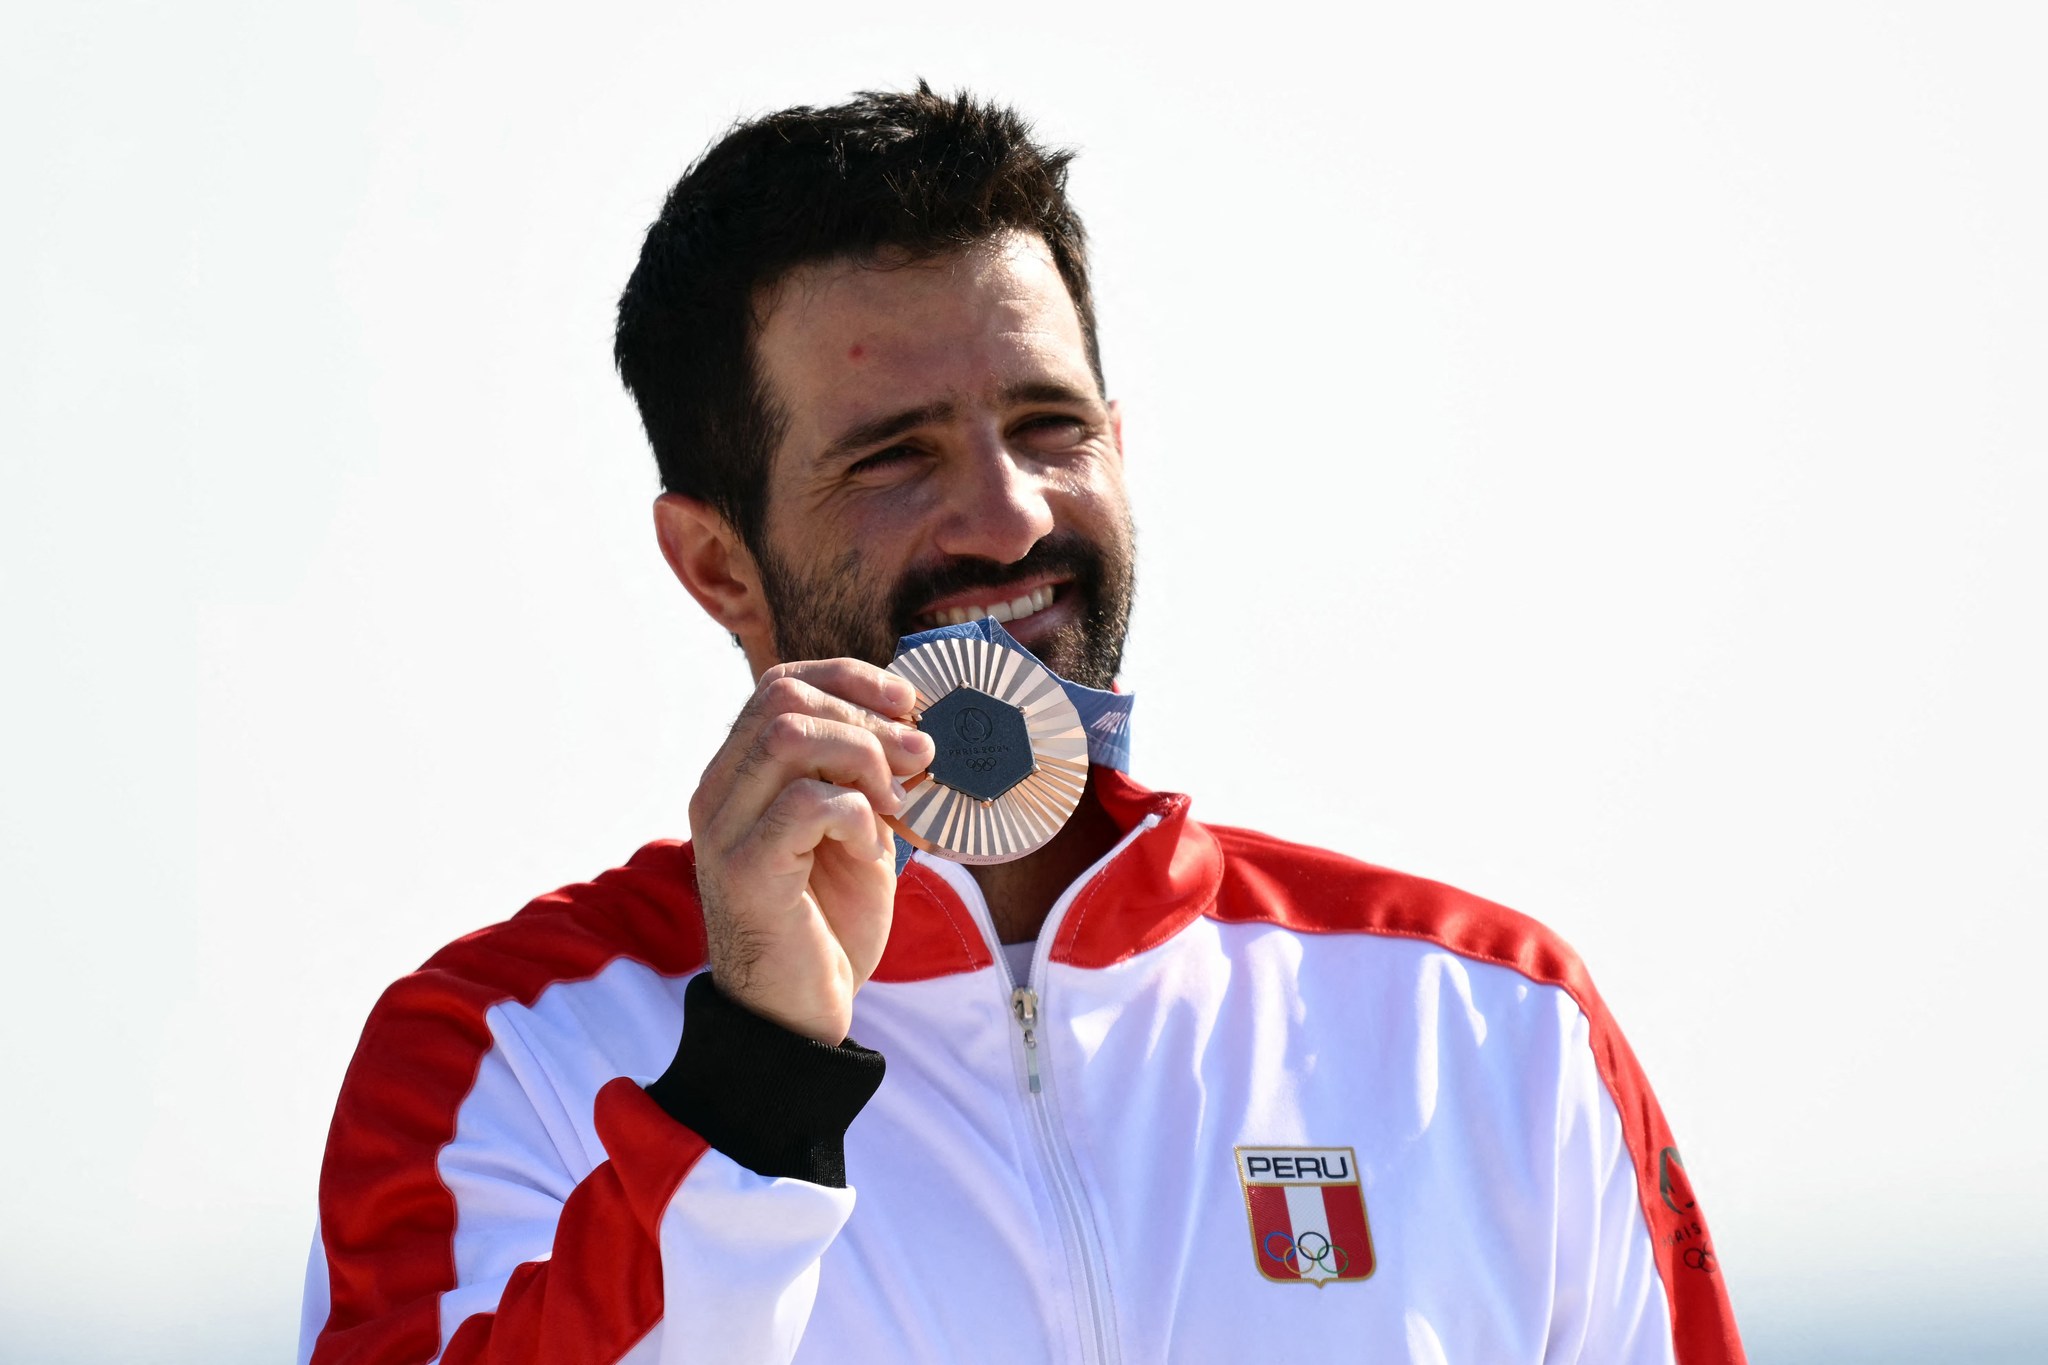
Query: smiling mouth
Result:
<box><xmin>916</xmin><ymin>582</ymin><xmax>1058</xmax><ymax>629</ymax></box>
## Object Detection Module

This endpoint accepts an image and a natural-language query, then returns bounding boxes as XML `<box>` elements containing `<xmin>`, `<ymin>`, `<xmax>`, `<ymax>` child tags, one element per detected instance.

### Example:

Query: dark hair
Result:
<box><xmin>614</xmin><ymin>82</ymin><xmax>1101</xmax><ymax>554</ymax></box>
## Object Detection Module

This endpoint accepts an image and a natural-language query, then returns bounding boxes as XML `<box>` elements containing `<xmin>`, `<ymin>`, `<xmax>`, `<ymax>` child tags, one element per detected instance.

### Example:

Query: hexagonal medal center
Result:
<box><xmin>921</xmin><ymin>687</ymin><xmax>1035</xmax><ymax>801</ymax></box>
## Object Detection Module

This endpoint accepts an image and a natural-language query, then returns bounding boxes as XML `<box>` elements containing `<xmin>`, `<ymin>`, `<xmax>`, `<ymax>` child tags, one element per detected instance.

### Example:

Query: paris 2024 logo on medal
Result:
<box><xmin>1236</xmin><ymin>1147</ymin><xmax>1376</xmax><ymax>1286</ymax></box>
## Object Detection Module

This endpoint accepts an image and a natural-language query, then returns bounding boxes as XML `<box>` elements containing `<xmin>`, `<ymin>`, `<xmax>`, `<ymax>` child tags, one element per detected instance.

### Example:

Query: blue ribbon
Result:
<box><xmin>890</xmin><ymin>617</ymin><xmax>1133</xmax><ymax>871</ymax></box>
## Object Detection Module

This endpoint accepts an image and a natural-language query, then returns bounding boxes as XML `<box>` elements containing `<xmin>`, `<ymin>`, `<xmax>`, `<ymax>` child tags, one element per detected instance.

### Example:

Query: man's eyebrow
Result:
<box><xmin>820</xmin><ymin>400</ymin><xmax>956</xmax><ymax>464</ymax></box>
<box><xmin>1002</xmin><ymin>380</ymin><xmax>1101</xmax><ymax>407</ymax></box>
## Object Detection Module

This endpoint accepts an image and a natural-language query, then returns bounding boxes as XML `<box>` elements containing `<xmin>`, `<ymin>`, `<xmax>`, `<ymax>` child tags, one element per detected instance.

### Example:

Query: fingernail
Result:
<box><xmin>889</xmin><ymin>778</ymin><xmax>910</xmax><ymax>810</ymax></box>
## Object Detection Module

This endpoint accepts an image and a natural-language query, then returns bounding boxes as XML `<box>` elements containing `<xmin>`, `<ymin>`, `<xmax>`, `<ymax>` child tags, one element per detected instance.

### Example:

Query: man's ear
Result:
<box><xmin>652</xmin><ymin>494</ymin><xmax>772</xmax><ymax>644</ymax></box>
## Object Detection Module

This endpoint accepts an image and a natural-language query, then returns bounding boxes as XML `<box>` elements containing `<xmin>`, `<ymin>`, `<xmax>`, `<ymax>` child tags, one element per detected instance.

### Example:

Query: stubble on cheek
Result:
<box><xmin>760</xmin><ymin>545</ymin><xmax>900</xmax><ymax>669</ymax></box>
<box><xmin>1049</xmin><ymin>526</ymin><xmax>1135</xmax><ymax>692</ymax></box>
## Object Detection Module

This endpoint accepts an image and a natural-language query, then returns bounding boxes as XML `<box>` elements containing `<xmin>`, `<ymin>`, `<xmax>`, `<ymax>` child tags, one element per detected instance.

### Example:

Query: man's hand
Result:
<box><xmin>689</xmin><ymin>659</ymin><xmax>934</xmax><ymax>1045</ymax></box>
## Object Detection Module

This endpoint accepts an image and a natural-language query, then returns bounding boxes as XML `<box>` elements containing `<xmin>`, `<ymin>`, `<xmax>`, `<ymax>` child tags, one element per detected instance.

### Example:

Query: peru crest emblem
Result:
<box><xmin>1235</xmin><ymin>1146</ymin><xmax>1376</xmax><ymax>1286</ymax></box>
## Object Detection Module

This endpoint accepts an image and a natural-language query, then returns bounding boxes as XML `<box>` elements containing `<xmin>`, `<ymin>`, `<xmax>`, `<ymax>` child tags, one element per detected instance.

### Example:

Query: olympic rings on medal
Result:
<box><xmin>1263</xmin><ymin>1229</ymin><xmax>1351</xmax><ymax>1278</ymax></box>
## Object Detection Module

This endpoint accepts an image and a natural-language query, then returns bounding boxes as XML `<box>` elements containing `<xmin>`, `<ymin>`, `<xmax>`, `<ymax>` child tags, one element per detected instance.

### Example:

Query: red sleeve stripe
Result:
<box><xmin>312</xmin><ymin>843</ymin><xmax>709</xmax><ymax>1364</ymax></box>
<box><xmin>439</xmin><ymin>1081</ymin><xmax>712</xmax><ymax>1365</ymax></box>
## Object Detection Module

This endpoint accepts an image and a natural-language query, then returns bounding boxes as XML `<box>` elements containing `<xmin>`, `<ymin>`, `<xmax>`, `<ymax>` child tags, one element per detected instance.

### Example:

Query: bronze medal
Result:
<box><xmin>885</xmin><ymin>635</ymin><xmax>1088</xmax><ymax>864</ymax></box>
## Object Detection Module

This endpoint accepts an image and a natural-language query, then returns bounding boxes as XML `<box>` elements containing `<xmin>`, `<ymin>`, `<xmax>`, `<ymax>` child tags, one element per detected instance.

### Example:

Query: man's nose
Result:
<box><xmin>933</xmin><ymin>431</ymin><xmax>1055</xmax><ymax>564</ymax></box>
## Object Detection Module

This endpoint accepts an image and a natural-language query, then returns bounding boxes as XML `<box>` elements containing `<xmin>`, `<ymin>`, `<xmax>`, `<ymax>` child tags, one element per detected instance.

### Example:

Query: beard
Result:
<box><xmin>755</xmin><ymin>522</ymin><xmax>1137</xmax><ymax>690</ymax></box>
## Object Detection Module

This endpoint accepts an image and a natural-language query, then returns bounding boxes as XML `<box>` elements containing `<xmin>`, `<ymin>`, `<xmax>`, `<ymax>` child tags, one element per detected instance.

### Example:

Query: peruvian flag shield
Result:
<box><xmin>1236</xmin><ymin>1146</ymin><xmax>1376</xmax><ymax>1286</ymax></box>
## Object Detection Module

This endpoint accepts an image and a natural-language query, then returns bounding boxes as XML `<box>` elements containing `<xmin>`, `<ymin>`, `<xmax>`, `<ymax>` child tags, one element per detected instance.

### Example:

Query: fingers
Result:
<box><xmin>700</xmin><ymin>780</ymin><xmax>890</xmax><ymax>991</ymax></box>
<box><xmin>758</xmin><ymin>657</ymin><xmax>919</xmax><ymax>721</ymax></box>
<box><xmin>742</xmin><ymin>711</ymin><xmax>900</xmax><ymax>819</ymax></box>
<box><xmin>738</xmin><ymin>779</ymin><xmax>894</xmax><ymax>879</ymax></box>
<box><xmin>696</xmin><ymin>779</ymin><xmax>895</xmax><ymax>1045</ymax></box>
<box><xmin>744</xmin><ymin>669</ymin><xmax>930</xmax><ymax>767</ymax></box>
<box><xmin>696</xmin><ymin>664</ymin><xmax>932</xmax><ymax>834</ymax></box>
<box><xmin>727</xmin><ymin>659</ymin><xmax>922</xmax><ymax>784</ymax></box>
<box><xmin>741</xmin><ymin>679</ymin><xmax>933</xmax><ymax>773</ymax></box>
<box><xmin>688</xmin><ymin>658</ymin><xmax>924</xmax><ymax>1045</ymax></box>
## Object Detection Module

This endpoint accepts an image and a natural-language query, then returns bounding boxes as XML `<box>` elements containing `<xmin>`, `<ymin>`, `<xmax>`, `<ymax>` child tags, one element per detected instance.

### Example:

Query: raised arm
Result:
<box><xmin>300</xmin><ymin>659</ymin><xmax>931</xmax><ymax>1364</ymax></box>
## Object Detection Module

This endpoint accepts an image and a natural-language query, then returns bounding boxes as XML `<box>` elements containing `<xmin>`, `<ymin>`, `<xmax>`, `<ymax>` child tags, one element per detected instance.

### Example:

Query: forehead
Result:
<box><xmin>752</xmin><ymin>234</ymin><xmax>1096</xmax><ymax>463</ymax></box>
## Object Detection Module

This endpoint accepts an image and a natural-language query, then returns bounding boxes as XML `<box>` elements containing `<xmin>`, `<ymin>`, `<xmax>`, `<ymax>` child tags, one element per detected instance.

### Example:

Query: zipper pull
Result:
<box><xmin>1010</xmin><ymin>986</ymin><xmax>1042</xmax><ymax>1094</ymax></box>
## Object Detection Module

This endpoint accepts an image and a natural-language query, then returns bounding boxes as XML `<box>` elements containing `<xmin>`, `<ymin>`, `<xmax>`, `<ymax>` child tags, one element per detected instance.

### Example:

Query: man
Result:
<box><xmin>301</xmin><ymin>85</ymin><xmax>1744</xmax><ymax>1364</ymax></box>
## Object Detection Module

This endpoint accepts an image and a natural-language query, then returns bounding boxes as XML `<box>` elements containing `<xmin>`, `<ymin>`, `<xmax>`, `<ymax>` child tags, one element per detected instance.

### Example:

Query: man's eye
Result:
<box><xmin>848</xmin><ymin>445</ymin><xmax>915</xmax><ymax>475</ymax></box>
<box><xmin>1016</xmin><ymin>415</ymin><xmax>1088</xmax><ymax>448</ymax></box>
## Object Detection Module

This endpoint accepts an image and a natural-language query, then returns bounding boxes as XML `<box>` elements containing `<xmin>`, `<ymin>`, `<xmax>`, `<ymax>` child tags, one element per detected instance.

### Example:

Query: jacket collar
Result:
<box><xmin>873</xmin><ymin>769</ymin><xmax>1223</xmax><ymax>982</ymax></box>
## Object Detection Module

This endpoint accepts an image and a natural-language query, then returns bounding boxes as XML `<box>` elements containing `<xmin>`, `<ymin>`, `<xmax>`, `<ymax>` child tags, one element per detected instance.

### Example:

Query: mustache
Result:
<box><xmin>888</xmin><ymin>534</ymin><xmax>1104</xmax><ymax>629</ymax></box>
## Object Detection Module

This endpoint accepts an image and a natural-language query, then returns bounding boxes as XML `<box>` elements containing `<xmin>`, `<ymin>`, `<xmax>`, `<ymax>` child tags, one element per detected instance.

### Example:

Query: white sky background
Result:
<box><xmin>3</xmin><ymin>2</ymin><xmax>2043</xmax><ymax>1361</ymax></box>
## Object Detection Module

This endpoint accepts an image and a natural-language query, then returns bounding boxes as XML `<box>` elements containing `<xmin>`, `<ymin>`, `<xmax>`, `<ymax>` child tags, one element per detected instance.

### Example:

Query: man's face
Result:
<box><xmin>748</xmin><ymin>232</ymin><xmax>1135</xmax><ymax>689</ymax></box>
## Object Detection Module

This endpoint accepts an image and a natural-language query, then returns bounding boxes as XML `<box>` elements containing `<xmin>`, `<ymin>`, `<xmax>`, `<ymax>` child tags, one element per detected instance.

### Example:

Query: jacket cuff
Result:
<box><xmin>644</xmin><ymin>973</ymin><xmax>886</xmax><ymax>1188</ymax></box>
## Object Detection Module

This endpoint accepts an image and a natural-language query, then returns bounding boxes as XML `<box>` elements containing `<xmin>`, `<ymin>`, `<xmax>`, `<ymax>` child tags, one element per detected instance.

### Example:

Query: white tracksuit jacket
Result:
<box><xmin>300</xmin><ymin>771</ymin><xmax>1744</xmax><ymax>1364</ymax></box>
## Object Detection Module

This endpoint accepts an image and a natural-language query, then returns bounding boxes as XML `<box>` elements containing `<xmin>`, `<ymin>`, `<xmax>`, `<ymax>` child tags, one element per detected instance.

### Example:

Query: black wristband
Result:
<box><xmin>645</xmin><ymin>973</ymin><xmax>886</xmax><ymax>1188</ymax></box>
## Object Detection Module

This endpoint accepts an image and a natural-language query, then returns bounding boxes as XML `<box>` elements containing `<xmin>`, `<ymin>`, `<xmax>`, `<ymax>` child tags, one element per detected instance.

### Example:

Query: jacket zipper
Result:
<box><xmin>1012</xmin><ymin>986</ymin><xmax>1044</xmax><ymax>1094</ymax></box>
<box><xmin>915</xmin><ymin>816</ymin><xmax>1157</xmax><ymax>1365</ymax></box>
<box><xmin>1007</xmin><ymin>979</ymin><xmax>1118</xmax><ymax>1365</ymax></box>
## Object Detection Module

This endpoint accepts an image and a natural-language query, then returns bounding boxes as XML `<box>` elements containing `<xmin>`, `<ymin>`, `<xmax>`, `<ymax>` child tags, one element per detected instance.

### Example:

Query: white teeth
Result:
<box><xmin>925</xmin><ymin>586</ymin><xmax>1057</xmax><ymax>630</ymax></box>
